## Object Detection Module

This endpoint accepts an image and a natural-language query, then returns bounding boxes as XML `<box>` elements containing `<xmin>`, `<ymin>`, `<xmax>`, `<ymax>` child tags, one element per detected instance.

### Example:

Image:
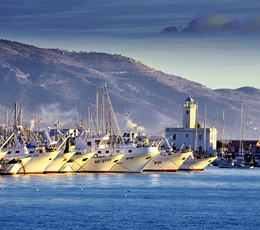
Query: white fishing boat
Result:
<box><xmin>144</xmin><ymin>150</ymin><xmax>192</xmax><ymax>172</ymax></box>
<box><xmin>0</xmin><ymin>156</ymin><xmax>31</xmax><ymax>175</ymax></box>
<box><xmin>75</xmin><ymin>132</ymin><xmax>125</xmax><ymax>172</ymax></box>
<box><xmin>179</xmin><ymin>154</ymin><xmax>218</xmax><ymax>171</ymax></box>
<box><xmin>17</xmin><ymin>145</ymin><xmax>60</xmax><ymax>174</ymax></box>
<box><xmin>76</xmin><ymin>128</ymin><xmax>160</xmax><ymax>173</ymax></box>
<box><xmin>80</xmin><ymin>151</ymin><xmax>125</xmax><ymax>172</ymax></box>
<box><xmin>144</xmin><ymin>136</ymin><xmax>192</xmax><ymax>172</ymax></box>
<box><xmin>11</xmin><ymin>126</ymin><xmax>61</xmax><ymax>174</ymax></box>
<box><xmin>110</xmin><ymin>145</ymin><xmax>160</xmax><ymax>173</ymax></box>
<box><xmin>65</xmin><ymin>148</ymin><xmax>97</xmax><ymax>172</ymax></box>
<box><xmin>44</xmin><ymin>137</ymin><xmax>75</xmax><ymax>173</ymax></box>
<box><xmin>0</xmin><ymin>133</ymin><xmax>31</xmax><ymax>174</ymax></box>
<box><xmin>73</xmin><ymin>84</ymin><xmax>160</xmax><ymax>173</ymax></box>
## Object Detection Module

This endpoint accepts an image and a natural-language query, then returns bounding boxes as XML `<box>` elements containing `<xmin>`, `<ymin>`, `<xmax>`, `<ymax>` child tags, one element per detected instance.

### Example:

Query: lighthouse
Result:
<box><xmin>183</xmin><ymin>96</ymin><xmax>197</xmax><ymax>128</ymax></box>
<box><xmin>165</xmin><ymin>95</ymin><xmax>217</xmax><ymax>152</ymax></box>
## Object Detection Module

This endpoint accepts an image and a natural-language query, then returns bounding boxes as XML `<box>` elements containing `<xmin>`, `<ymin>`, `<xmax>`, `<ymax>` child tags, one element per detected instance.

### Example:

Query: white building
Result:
<box><xmin>165</xmin><ymin>96</ymin><xmax>217</xmax><ymax>153</ymax></box>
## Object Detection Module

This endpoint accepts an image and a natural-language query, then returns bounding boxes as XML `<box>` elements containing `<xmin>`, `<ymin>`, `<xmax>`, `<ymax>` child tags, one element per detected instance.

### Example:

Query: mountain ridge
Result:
<box><xmin>0</xmin><ymin>39</ymin><xmax>259</xmax><ymax>139</ymax></box>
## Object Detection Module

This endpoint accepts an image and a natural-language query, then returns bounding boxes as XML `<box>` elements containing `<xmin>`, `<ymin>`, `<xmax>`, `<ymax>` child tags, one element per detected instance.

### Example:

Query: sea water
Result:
<box><xmin>1</xmin><ymin>167</ymin><xmax>260</xmax><ymax>230</ymax></box>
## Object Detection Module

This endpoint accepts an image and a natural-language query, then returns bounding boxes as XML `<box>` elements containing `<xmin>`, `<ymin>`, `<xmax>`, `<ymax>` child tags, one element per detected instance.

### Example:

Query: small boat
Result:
<box><xmin>218</xmin><ymin>159</ymin><xmax>234</xmax><ymax>168</ymax></box>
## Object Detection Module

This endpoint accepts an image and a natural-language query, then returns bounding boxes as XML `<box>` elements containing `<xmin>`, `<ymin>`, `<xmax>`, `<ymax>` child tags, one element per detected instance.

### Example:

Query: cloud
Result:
<box><xmin>183</xmin><ymin>14</ymin><xmax>230</xmax><ymax>33</ymax></box>
<box><xmin>241</xmin><ymin>16</ymin><xmax>260</xmax><ymax>32</ymax></box>
<box><xmin>161</xmin><ymin>14</ymin><xmax>260</xmax><ymax>34</ymax></box>
<box><xmin>161</xmin><ymin>25</ymin><xmax>178</xmax><ymax>34</ymax></box>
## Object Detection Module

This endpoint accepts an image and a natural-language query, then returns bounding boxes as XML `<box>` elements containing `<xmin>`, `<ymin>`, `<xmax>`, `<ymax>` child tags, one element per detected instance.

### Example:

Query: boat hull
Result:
<box><xmin>0</xmin><ymin>151</ymin><xmax>7</xmax><ymax>160</ymax></box>
<box><xmin>80</xmin><ymin>154</ymin><xmax>124</xmax><ymax>172</ymax></box>
<box><xmin>0</xmin><ymin>157</ymin><xmax>31</xmax><ymax>175</ymax></box>
<box><xmin>65</xmin><ymin>150</ymin><xmax>96</xmax><ymax>172</ymax></box>
<box><xmin>144</xmin><ymin>151</ymin><xmax>192</xmax><ymax>172</ymax></box>
<box><xmin>179</xmin><ymin>156</ymin><xmax>218</xmax><ymax>171</ymax></box>
<box><xmin>44</xmin><ymin>152</ymin><xmax>75</xmax><ymax>173</ymax></box>
<box><xmin>111</xmin><ymin>147</ymin><xmax>160</xmax><ymax>173</ymax></box>
<box><xmin>17</xmin><ymin>150</ymin><xmax>60</xmax><ymax>174</ymax></box>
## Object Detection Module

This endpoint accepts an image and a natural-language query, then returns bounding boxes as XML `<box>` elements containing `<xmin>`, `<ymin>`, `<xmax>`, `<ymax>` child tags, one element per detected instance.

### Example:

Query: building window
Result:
<box><xmin>172</xmin><ymin>134</ymin><xmax>176</xmax><ymax>140</ymax></box>
<box><xmin>186</xmin><ymin>111</ymin><xmax>189</xmax><ymax>114</ymax></box>
<box><xmin>186</xmin><ymin>134</ymin><xmax>188</xmax><ymax>138</ymax></box>
<box><xmin>199</xmin><ymin>134</ymin><xmax>202</xmax><ymax>140</ymax></box>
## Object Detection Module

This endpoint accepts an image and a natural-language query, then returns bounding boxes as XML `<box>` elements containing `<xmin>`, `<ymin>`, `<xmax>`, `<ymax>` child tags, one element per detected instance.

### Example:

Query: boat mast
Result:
<box><xmin>18</xmin><ymin>103</ymin><xmax>23</xmax><ymax>127</ymax></box>
<box><xmin>194</xmin><ymin>100</ymin><xmax>198</xmax><ymax>153</ymax></box>
<box><xmin>87</xmin><ymin>100</ymin><xmax>93</xmax><ymax>137</ymax></box>
<box><xmin>222</xmin><ymin>109</ymin><xmax>225</xmax><ymax>155</ymax></box>
<box><xmin>96</xmin><ymin>89</ymin><xmax>99</xmax><ymax>135</ymax></box>
<box><xmin>5</xmin><ymin>109</ymin><xmax>9</xmax><ymax>139</ymax></box>
<box><xmin>203</xmin><ymin>104</ymin><xmax>206</xmax><ymax>153</ymax></box>
<box><xmin>104</xmin><ymin>84</ymin><xmax>122</xmax><ymax>137</ymax></box>
<box><xmin>239</xmin><ymin>101</ymin><xmax>244</xmax><ymax>155</ymax></box>
<box><xmin>101</xmin><ymin>86</ymin><xmax>106</xmax><ymax>135</ymax></box>
<box><xmin>14</xmin><ymin>101</ymin><xmax>18</xmax><ymax>127</ymax></box>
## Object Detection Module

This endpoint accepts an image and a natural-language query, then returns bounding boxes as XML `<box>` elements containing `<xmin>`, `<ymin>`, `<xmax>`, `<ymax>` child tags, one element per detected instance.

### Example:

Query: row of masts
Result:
<box><xmin>194</xmin><ymin>100</ymin><xmax>244</xmax><ymax>154</ymax></box>
<box><xmin>1</xmin><ymin>101</ymin><xmax>23</xmax><ymax>140</ymax></box>
<box><xmin>1</xmin><ymin>84</ymin><xmax>126</xmax><ymax>149</ymax></box>
<box><xmin>221</xmin><ymin>101</ymin><xmax>244</xmax><ymax>154</ymax></box>
<box><xmin>85</xmin><ymin>83</ymin><xmax>122</xmax><ymax>139</ymax></box>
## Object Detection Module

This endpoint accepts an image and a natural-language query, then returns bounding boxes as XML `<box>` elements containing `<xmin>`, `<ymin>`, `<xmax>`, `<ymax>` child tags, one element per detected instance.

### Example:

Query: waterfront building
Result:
<box><xmin>165</xmin><ymin>96</ymin><xmax>217</xmax><ymax>153</ymax></box>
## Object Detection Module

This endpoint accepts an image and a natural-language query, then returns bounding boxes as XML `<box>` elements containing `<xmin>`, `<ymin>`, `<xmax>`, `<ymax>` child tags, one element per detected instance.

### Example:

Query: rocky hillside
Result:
<box><xmin>0</xmin><ymin>39</ymin><xmax>259</xmax><ymax>139</ymax></box>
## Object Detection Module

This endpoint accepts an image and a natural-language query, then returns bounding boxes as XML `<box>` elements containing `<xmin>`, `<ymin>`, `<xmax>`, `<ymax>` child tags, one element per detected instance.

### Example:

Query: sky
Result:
<box><xmin>0</xmin><ymin>0</ymin><xmax>260</xmax><ymax>89</ymax></box>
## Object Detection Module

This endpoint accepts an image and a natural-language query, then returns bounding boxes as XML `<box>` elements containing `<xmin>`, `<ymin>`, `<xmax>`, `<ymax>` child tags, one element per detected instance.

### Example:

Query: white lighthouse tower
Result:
<box><xmin>182</xmin><ymin>96</ymin><xmax>197</xmax><ymax>128</ymax></box>
<box><xmin>165</xmin><ymin>95</ymin><xmax>217</xmax><ymax>152</ymax></box>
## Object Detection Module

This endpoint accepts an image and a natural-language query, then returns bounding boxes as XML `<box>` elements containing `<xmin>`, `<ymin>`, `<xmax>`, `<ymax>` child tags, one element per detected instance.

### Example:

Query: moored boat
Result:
<box><xmin>179</xmin><ymin>153</ymin><xmax>218</xmax><ymax>171</ymax></box>
<box><xmin>0</xmin><ymin>156</ymin><xmax>31</xmax><ymax>175</ymax></box>
<box><xmin>65</xmin><ymin>149</ymin><xmax>96</xmax><ymax>172</ymax></box>
<box><xmin>76</xmin><ymin>130</ymin><xmax>159</xmax><ymax>173</ymax></box>
<box><xmin>45</xmin><ymin>137</ymin><xmax>76</xmax><ymax>173</ymax></box>
<box><xmin>144</xmin><ymin>150</ymin><xmax>192</xmax><ymax>172</ymax></box>
<box><xmin>218</xmin><ymin>159</ymin><xmax>234</xmax><ymax>168</ymax></box>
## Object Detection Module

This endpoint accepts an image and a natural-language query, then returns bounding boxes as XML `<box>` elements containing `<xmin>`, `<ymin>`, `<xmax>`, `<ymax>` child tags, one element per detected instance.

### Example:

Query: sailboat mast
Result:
<box><xmin>203</xmin><ymin>104</ymin><xmax>206</xmax><ymax>153</ymax></box>
<box><xmin>5</xmin><ymin>109</ymin><xmax>9</xmax><ymax>139</ymax></box>
<box><xmin>96</xmin><ymin>89</ymin><xmax>99</xmax><ymax>135</ymax></box>
<box><xmin>222</xmin><ymin>109</ymin><xmax>225</xmax><ymax>154</ymax></box>
<box><xmin>101</xmin><ymin>86</ymin><xmax>106</xmax><ymax>135</ymax></box>
<box><xmin>239</xmin><ymin>101</ymin><xmax>244</xmax><ymax>154</ymax></box>
<box><xmin>18</xmin><ymin>103</ymin><xmax>23</xmax><ymax>126</ymax></box>
<box><xmin>87</xmin><ymin>100</ymin><xmax>92</xmax><ymax>137</ymax></box>
<box><xmin>194</xmin><ymin>100</ymin><xmax>198</xmax><ymax>152</ymax></box>
<box><xmin>14</xmin><ymin>101</ymin><xmax>18</xmax><ymax>127</ymax></box>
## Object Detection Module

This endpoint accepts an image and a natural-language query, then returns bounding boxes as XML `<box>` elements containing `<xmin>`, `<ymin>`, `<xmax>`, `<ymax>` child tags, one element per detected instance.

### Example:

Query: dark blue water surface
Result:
<box><xmin>1</xmin><ymin>167</ymin><xmax>260</xmax><ymax>230</ymax></box>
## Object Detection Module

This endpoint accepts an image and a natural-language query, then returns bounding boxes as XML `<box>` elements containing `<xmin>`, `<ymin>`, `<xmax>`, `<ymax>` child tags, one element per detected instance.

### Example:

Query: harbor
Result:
<box><xmin>0</xmin><ymin>85</ymin><xmax>259</xmax><ymax>175</ymax></box>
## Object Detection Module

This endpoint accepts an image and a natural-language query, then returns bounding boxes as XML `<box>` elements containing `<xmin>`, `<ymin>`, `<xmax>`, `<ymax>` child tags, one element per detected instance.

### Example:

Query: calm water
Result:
<box><xmin>1</xmin><ymin>167</ymin><xmax>260</xmax><ymax>230</ymax></box>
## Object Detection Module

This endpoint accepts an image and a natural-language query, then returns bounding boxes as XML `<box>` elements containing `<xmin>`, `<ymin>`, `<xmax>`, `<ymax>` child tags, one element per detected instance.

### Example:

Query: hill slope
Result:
<box><xmin>0</xmin><ymin>39</ymin><xmax>259</xmax><ymax>139</ymax></box>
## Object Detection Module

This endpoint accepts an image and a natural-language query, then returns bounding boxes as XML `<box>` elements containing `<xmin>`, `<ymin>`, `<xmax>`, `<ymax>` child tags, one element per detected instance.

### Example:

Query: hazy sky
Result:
<box><xmin>1</xmin><ymin>0</ymin><xmax>260</xmax><ymax>89</ymax></box>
